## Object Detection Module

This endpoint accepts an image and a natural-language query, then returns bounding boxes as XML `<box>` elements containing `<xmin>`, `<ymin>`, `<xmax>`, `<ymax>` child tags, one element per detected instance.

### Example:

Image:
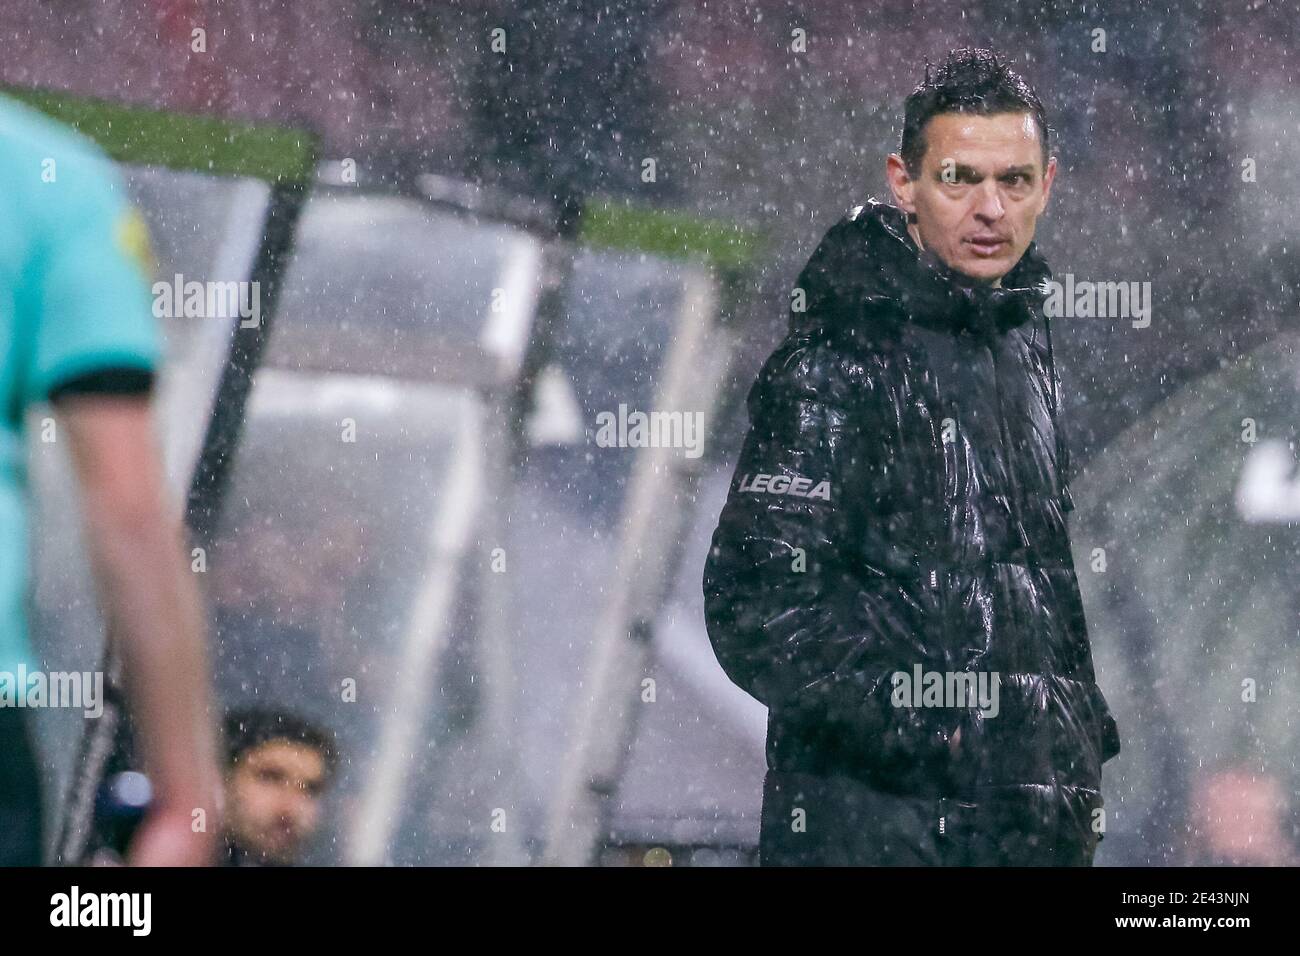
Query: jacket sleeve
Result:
<box><xmin>702</xmin><ymin>334</ymin><xmax>959</xmax><ymax>768</ymax></box>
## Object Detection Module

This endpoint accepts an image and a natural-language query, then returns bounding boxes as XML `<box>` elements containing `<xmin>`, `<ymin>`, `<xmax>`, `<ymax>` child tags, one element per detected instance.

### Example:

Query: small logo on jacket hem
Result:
<box><xmin>736</xmin><ymin>472</ymin><xmax>831</xmax><ymax>501</ymax></box>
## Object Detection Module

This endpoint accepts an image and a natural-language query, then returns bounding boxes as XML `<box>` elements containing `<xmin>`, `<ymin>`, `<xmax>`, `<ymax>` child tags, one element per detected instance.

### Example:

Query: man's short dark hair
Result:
<box><xmin>223</xmin><ymin>707</ymin><xmax>339</xmax><ymax>781</ymax></box>
<box><xmin>900</xmin><ymin>47</ymin><xmax>1052</xmax><ymax>177</ymax></box>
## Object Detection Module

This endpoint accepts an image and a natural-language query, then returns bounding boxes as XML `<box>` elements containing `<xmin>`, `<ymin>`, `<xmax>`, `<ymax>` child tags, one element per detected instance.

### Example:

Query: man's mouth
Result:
<box><xmin>966</xmin><ymin>236</ymin><xmax>1007</xmax><ymax>256</ymax></box>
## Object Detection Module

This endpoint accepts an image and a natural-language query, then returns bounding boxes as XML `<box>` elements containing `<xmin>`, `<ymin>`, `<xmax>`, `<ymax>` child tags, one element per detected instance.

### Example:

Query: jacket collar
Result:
<box><xmin>850</xmin><ymin>198</ymin><xmax>1053</xmax><ymax>339</ymax></box>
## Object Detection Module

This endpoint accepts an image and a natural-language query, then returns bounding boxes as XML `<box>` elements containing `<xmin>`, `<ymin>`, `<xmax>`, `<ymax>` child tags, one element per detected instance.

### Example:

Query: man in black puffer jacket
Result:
<box><xmin>703</xmin><ymin>48</ymin><xmax>1121</xmax><ymax>866</ymax></box>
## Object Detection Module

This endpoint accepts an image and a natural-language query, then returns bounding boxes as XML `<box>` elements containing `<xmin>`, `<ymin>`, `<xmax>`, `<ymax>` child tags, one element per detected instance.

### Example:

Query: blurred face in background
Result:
<box><xmin>225</xmin><ymin>739</ymin><xmax>329</xmax><ymax>864</ymax></box>
<box><xmin>887</xmin><ymin>111</ymin><xmax>1056</xmax><ymax>285</ymax></box>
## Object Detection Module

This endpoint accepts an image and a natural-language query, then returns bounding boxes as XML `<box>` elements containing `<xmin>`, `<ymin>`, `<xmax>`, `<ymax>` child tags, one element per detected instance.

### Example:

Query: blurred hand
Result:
<box><xmin>126</xmin><ymin>805</ymin><xmax>218</xmax><ymax>867</ymax></box>
<box><xmin>1190</xmin><ymin>768</ymin><xmax>1293</xmax><ymax>866</ymax></box>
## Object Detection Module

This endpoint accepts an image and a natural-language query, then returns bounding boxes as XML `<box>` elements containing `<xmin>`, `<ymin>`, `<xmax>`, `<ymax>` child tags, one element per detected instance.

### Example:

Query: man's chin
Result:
<box><xmin>254</xmin><ymin>838</ymin><xmax>301</xmax><ymax>864</ymax></box>
<box><xmin>948</xmin><ymin>258</ymin><xmax>1009</xmax><ymax>287</ymax></box>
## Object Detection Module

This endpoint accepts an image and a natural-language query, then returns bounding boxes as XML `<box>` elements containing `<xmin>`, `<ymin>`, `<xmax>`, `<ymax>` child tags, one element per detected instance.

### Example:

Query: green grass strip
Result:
<box><xmin>581</xmin><ymin>197</ymin><xmax>763</xmax><ymax>270</ymax></box>
<box><xmin>3</xmin><ymin>85</ymin><xmax>317</xmax><ymax>184</ymax></box>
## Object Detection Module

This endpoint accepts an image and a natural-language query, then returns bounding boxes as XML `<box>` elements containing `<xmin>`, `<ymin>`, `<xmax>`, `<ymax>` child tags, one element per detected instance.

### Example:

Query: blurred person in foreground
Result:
<box><xmin>703</xmin><ymin>48</ymin><xmax>1120</xmax><ymax>865</ymax></box>
<box><xmin>0</xmin><ymin>93</ymin><xmax>221</xmax><ymax>865</ymax></box>
<box><xmin>221</xmin><ymin>708</ymin><xmax>337</xmax><ymax>866</ymax></box>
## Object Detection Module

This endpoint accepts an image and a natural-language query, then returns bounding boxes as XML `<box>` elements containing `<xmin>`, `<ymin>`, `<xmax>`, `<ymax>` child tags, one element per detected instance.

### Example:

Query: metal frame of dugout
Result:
<box><xmin>297</xmin><ymin>170</ymin><xmax>762</xmax><ymax>866</ymax></box>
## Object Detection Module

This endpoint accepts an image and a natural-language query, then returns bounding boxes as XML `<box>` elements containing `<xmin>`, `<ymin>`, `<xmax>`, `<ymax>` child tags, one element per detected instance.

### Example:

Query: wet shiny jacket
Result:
<box><xmin>703</xmin><ymin>199</ymin><xmax>1121</xmax><ymax>850</ymax></box>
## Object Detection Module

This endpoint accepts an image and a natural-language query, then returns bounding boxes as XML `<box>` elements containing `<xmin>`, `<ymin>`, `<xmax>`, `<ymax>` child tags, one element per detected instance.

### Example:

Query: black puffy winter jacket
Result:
<box><xmin>703</xmin><ymin>199</ymin><xmax>1121</xmax><ymax>852</ymax></box>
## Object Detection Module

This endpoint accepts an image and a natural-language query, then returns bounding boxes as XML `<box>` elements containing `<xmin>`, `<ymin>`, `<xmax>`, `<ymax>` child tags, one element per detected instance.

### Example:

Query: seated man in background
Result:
<box><xmin>221</xmin><ymin>708</ymin><xmax>338</xmax><ymax>866</ymax></box>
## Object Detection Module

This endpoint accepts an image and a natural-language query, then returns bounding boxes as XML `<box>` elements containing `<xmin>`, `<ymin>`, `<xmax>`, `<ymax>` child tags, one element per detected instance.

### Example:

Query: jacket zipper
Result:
<box><xmin>987</xmin><ymin>338</ymin><xmax>1032</xmax><ymax>555</ymax></box>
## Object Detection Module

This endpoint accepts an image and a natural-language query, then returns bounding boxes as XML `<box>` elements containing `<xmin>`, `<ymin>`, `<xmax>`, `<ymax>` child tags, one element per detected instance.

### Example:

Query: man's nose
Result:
<box><xmin>974</xmin><ymin>182</ymin><xmax>1005</xmax><ymax>222</ymax></box>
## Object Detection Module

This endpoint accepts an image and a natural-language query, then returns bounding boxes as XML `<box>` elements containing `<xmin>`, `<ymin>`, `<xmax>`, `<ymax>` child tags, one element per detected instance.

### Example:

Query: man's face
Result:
<box><xmin>887</xmin><ymin>111</ymin><xmax>1056</xmax><ymax>284</ymax></box>
<box><xmin>225</xmin><ymin>740</ymin><xmax>328</xmax><ymax>864</ymax></box>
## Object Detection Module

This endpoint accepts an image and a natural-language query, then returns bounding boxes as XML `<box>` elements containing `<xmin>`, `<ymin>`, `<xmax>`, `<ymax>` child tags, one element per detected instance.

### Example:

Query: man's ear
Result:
<box><xmin>885</xmin><ymin>153</ymin><xmax>916</xmax><ymax>216</ymax></box>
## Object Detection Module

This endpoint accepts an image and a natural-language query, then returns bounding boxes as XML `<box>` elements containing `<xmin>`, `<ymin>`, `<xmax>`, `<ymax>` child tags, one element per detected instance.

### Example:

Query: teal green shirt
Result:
<box><xmin>0</xmin><ymin>93</ymin><xmax>162</xmax><ymax>673</ymax></box>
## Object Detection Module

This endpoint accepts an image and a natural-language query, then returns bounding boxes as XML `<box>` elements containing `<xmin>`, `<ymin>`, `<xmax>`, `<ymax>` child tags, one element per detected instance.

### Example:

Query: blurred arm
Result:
<box><xmin>57</xmin><ymin>392</ymin><xmax>221</xmax><ymax>862</ymax></box>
